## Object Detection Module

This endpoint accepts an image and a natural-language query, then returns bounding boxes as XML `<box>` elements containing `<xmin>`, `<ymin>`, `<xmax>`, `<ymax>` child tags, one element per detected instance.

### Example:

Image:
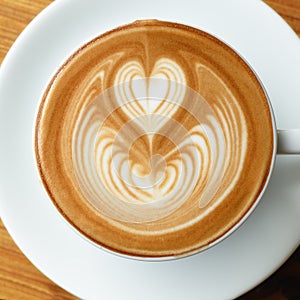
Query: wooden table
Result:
<box><xmin>0</xmin><ymin>1</ymin><xmax>299</xmax><ymax>299</ymax></box>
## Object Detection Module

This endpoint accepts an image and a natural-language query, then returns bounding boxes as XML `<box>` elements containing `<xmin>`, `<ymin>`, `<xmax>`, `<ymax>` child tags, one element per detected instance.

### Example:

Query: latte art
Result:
<box><xmin>35</xmin><ymin>20</ymin><xmax>273</xmax><ymax>257</ymax></box>
<box><xmin>73</xmin><ymin>77</ymin><xmax>229</xmax><ymax>223</ymax></box>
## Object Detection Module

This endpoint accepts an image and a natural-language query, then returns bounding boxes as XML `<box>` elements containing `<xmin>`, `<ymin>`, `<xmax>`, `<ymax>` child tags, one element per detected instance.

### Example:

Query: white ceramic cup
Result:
<box><xmin>35</xmin><ymin>21</ymin><xmax>300</xmax><ymax>261</ymax></box>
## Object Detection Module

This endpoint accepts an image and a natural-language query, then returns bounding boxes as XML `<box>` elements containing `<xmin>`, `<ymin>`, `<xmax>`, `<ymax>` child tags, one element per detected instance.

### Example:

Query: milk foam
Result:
<box><xmin>35</xmin><ymin>20</ymin><xmax>273</xmax><ymax>257</ymax></box>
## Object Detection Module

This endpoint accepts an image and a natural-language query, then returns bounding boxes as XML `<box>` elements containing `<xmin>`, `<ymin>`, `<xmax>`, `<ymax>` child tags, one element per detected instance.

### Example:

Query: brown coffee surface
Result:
<box><xmin>35</xmin><ymin>20</ymin><xmax>274</xmax><ymax>258</ymax></box>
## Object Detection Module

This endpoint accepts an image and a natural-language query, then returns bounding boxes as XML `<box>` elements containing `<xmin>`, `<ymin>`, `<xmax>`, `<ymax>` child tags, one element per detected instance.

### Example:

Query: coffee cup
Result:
<box><xmin>34</xmin><ymin>19</ymin><xmax>300</xmax><ymax>260</ymax></box>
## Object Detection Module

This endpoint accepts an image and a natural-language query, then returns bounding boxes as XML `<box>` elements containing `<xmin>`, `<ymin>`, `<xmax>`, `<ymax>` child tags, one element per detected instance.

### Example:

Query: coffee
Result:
<box><xmin>35</xmin><ymin>20</ymin><xmax>274</xmax><ymax>258</ymax></box>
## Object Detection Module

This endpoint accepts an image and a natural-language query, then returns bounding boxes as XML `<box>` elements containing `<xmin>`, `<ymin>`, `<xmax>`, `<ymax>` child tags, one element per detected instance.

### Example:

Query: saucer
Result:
<box><xmin>0</xmin><ymin>0</ymin><xmax>300</xmax><ymax>299</ymax></box>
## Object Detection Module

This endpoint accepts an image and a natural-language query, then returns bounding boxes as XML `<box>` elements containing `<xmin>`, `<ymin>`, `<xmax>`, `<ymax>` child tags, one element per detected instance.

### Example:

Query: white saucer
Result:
<box><xmin>0</xmin><ymin>0</ymin><xmax>300</xmax><ymax>299</ymax></box>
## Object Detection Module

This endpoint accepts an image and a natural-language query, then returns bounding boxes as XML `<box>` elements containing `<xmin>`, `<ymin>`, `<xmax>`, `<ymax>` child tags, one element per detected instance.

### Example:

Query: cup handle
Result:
<box><xmin>277</xmin><ymin>129</ymin><xmax>300</xmax><ymax>154</ymax></box>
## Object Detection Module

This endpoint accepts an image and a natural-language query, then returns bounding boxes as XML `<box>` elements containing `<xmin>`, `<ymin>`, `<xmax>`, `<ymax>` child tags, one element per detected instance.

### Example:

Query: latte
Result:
<box><xmin>35</xmin><ymin>20</ymin><xmax>274</xmax><ymax>258</ymax></box>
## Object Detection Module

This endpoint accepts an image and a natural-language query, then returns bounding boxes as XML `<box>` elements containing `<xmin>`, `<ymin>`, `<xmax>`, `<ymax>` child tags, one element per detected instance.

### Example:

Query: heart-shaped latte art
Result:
<box><xmin>113</xmin><ymin>58</ymin><xmax>186</xmax><ymax>132</ymax></box>
<box><xmin>73</xmin><ymin>58</ymin><xmax>227</xmax><ymax>223</ymax></box>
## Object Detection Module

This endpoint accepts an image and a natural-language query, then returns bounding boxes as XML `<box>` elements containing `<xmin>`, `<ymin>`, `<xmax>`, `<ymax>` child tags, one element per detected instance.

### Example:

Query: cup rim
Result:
<box><xmin>33</xmin><ymin>19</ymin><xmax>278</xmax><ymax>262</ymax></box>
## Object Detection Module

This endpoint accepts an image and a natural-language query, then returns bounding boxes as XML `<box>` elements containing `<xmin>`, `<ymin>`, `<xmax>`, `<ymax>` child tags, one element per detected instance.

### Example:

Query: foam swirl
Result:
<box><xmin>72</xmin><ymin>58</ymin><xmax>233</xmax><ymax>223</ymax></box>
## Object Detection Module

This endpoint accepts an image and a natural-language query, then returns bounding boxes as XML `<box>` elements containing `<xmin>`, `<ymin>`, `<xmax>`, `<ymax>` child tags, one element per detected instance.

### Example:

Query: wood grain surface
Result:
<box><xmin>0</xmin><ymin>1</ymin><xmax>299</xmax><ymax>299</ymax></box>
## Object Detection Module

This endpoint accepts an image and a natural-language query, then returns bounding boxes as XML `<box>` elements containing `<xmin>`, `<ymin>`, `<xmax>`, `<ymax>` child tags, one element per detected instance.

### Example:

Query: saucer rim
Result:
<box><xmin>0</xmin><ymin>0</ymin><xmax>300</xmax><ymax>299</ymax></box>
